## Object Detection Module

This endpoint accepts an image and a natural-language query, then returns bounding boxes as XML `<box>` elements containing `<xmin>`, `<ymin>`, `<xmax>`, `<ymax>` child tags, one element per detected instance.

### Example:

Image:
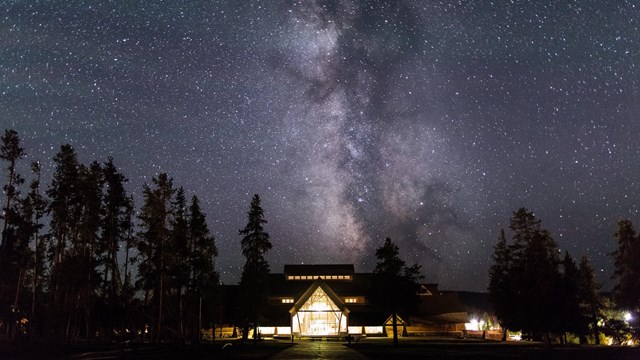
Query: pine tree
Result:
<box><xmin>611</xmin><ymin>219</ymin><xmax>640</xmax><ymax>313</ymax></box>
<box><xmin>577</xmin><ymin>256</ymin><xmax>602</xmax><ymax>344</ymax></box>
<box><xmin>137</xmin><ymin>173</ymin><xmax>175</xmax><ymax>343</ymax></box>
<box><xmin>490</xmin><ymin>208</ymin><xmax>563</xmax><ymax>346</ymax></box>
<box><xmin>46</xmin><ymin>144</ymin><xmax>82</xmax><ymax>319</ymax></box>
<box><xmin>99</xmin><ymin>157</ymin><xmax>129</xmax><ymax>302</ymax></box>
<box><xmin>26</xmin><ymin>161</ymin><xmax>47</xmax><ymax>340</ymax></box>
<box><xmin>238</xmin><ymin>194</ymin><xmax>271</xmax><ymax>344</ymax></box>
<box><xmin>488</xmin><ymin>229</ymin><xmax>514</xmax><ymax>341</ymax></box>
<box><xmin>0</xmin><ymin>129</ymin><xmax>26</xmax><ymax>338</ymax></box>
<box><xmin>371</xmin><ymin>237</ymin><xmax>423</xmax><ymax>346</ymax></box>
<box><xmin>188</xmin><ymin>195</ymin><xmax>218</xmax><ymax>342</ymax></box>
<box><xmin>171</xmin><ymin>187</ymin><xmax>189</xmax><ymax>336</ymax></box>
<box><xmin>559</xmin><ymin>251</ymin><xmax>581</xmax><ymax>341</ymax></box>
<box><xmin>1</xmin><ymin>129</ymin><xmax>25</xmax><ymax>252</ymax></box>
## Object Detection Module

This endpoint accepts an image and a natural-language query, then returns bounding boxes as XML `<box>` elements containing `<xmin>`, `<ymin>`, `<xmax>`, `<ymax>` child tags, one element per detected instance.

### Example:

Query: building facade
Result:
<box><xmin>248</xmin><ymin>264</ymin><xmax>468</xmax><ymax>338</ymax></box>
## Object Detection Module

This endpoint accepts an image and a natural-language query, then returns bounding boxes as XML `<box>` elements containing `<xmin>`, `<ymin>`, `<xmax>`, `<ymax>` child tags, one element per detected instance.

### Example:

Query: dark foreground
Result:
<box><xmin>351</xmin><ymin>338</ymin><xmax>640</xmax><ymax>360</ymax></box>
<box><xmin>2</xmin><ymin>338</ymin><xmax>640</xmax><ymax>359</ymax></box>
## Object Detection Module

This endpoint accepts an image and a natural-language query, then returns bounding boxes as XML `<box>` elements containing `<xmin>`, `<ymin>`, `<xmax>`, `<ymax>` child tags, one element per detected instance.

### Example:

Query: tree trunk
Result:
<box><xmin>392</xmin><ymin>312</ymin><xmax>399</xmax><ymax>347</ymax></box>
<box><xmin>543</xmin><ymin>332</ymin><xmax>551</xmax><ymax>349</ymax></box>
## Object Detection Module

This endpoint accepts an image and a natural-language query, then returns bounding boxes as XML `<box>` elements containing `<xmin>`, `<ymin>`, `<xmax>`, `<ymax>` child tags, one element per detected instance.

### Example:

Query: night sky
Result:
<box><xmin>1</xmin><ymin>1</ymin><xmax>639</xmax><ymax>291</ymax></box>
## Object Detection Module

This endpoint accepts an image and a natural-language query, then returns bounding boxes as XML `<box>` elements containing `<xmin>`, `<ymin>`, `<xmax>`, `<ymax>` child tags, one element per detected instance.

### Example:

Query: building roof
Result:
<box><xmin>283</xmin><ymin>264</ymin><xmax>354</xmax><ymax>276</ymax></box>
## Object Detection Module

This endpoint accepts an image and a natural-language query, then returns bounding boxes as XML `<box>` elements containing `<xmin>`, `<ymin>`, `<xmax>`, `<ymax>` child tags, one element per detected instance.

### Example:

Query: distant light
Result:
<box><xmin>624</xmin><ymin>312</ymin><xmax>633</xmax><ymax>322</ymax></box>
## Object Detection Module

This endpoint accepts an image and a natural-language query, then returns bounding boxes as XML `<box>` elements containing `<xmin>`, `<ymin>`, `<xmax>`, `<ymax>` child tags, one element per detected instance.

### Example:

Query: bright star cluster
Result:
<box><xmin>1</xmin><ymin>1</ymin><xmax>638</xmax><ymax>291</ymax></box>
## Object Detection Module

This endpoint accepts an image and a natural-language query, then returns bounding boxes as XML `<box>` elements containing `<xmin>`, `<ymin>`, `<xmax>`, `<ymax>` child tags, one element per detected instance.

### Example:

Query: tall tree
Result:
<box><xmin>559</xmin><ymin>251</ymin><xmax>581</xmax><ymax>342</ymax></box>
<box><xmin>488</xmin><ymin>229</ymin><xmax>514</xmax><ymax>341</ymax></box>
<box><xmin>46</xmin><ymin>144</ymin><xmax>82</xmax><ymax>320</ymax></box>
<box><xmin>611</xmin><ymin>219</ymin><xmax>640</xmax><ymax>313</ymax></box>
<box><xmin>170</xmin><ymin>187</ymin><xmax>189</xmax><ymax>337</ymax></box>
<box><xmin>577</xmin><ymin>256</ymin><xmax>602</xmax><ymax>344</ymax></box>
<box><xmin>99</xmin><ymin>157</ymin><xmax>129</xmax><ymax>301</ymax></box>
<box><xmin>137</xmin><ymin>173</ymin><xmax>175</xmax><ymax>343</ymax></box>
<box><xmin>26</xmin><ymin>161</ymin><xmax>47</xmax><ymax>340</ymax></box>
<box><xmin>0</xmin><ymin>129</ymin><xmax>26</xmax><ymax>338</ymax></box>
<box><xmin>238</xmin><ymin>194</ymin><xmax>271</xmax><ymax>344</ymax></box>
<box><xmin>371</xmin><ymin>237</ymin><xmax>423</xmax><ymax>346</ymax></box>
<box><xmin>489</xmin><ymin>208</ymin><xmax>563</xmax><ymax>346</ymax></box>
<box><xmin>0</xmin><ymin>129</ymin><xmax>25</xmax><ymax>252</ymax></box>
<box><xmin>187</xmin><ymin>195</ymin><xmax>218</xmax><ymax>343</ymax></box>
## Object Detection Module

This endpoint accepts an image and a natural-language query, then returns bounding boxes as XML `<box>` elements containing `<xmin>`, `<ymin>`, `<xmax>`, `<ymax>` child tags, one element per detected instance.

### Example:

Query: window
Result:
<box><xmin>281</xmin><ymin>298</ymin><xmax>294</xmax><ymax>304</ymax></box>
<box><xmin>364</xmin><ymin>326</ymin><xmax>384</xmax><ymax>334</ymax></box>
<box><xmin>344</xmin><ymin>298</ymin><xmax>358</xmax><ymax>303</ymax></box>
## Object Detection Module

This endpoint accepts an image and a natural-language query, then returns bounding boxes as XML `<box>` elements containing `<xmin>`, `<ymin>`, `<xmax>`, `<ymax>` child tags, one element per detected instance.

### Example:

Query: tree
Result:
<box><xmin>0</xmin><ymin>129</ymin><xmax>26</xmax><ymax>338</ymax></box>
<box><xmin>558</xmin><ymin>251</ymin><xmax>581</xmax><ymax>342</ymax></box>
<box><xmin>1</xmin><ymin>129</ymin><xmax>25</xmax><ymax>252</ymax></box>
<box><xmin>611</xmin><ymin>219</ymin><xmax>640</xmax><ymax>313</ymax></box>
<box><xmin>371</xmin><ymin>237</ymin><xmax>423</xmax><ymax>346</ymax></box>
<box><xmin>136</xmin><ymin>173</ymin><xmax>175</xmax><ymax>343</ymax></box>
<box><xmin>170</xmin><ymin>187</ymin><xmax>190</xmax><ymax>337</ymax></box>
<box><xmin>99</xmin><ymin>158</ymin><xmax>129</xmax><ymax>302</ymax></box>
<box><xmin>238</xmin><ymin>194</ymin><xmax>272</xmax><ymax>344</ymax></box>
<box><xmin>187</xmin><ymin>195</ymin><xmax>218</xmax><ymax>343</ymax></box>
<box><xmin>26</xmin><ymin>161</ymin><xmax>47</xmax><ymax>339</ymax></box>
<box><xmin>488</xmin><ymin>229</ymin><xmax>514</xmax><ymax>341</ymax></box>
<box><xmin>489</xmin><ymin>208</ymin><xmax>563</xmax><ymax>347</ymax></box>
<box><xmin>577</xmin><ymin>256</ymin><xmax>602</xmax><ymax>344</ymax></box>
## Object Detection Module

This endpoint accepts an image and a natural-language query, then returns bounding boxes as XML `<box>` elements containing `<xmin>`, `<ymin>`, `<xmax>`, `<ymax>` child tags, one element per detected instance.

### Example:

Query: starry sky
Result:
<box><xmin>1</xmin><ymin>1</ymin><xmax>639</xmax><ymax>291</ymax></box>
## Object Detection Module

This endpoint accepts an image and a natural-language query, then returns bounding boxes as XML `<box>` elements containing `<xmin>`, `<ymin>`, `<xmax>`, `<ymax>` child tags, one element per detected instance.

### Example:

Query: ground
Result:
<box><xmin>1</xmin><ymin>337</ymin><xmax>639</xmax><ymax>359</ymax></box>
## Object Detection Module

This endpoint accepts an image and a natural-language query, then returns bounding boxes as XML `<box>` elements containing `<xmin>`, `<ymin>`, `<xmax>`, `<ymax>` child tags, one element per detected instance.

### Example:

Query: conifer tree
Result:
<box><xmin>187</xmin><ymin>195</ymin><xmax>218</xmax><ymax>342</ymax></box>
<box><xmin>488</xmin><ymin>229</ymin><xmax>513</xmax><ymax>341</ymax></box>
<box><xmin>611</xmin><ymin>219</ymin><xmax>640</xmax><ymax>313</ymax></box>
<box><xmin>578</xmin><ymin>256</ymin><xmax>602</xmax><ymax>344</ymax></box>
<box><xmin>171</xmin><ymin>187</ymin><xmax>189</xmax><ymax>336</ymax></box>
<box><xmin>137</xmin><ymin>173</ymin><xmax>175</xmax><ymax>343</ymax></box>
<box><xmin>1</xmin><ymin>129</ymin><xmax>25</xmax><ymax>252</ymax></box>
<box><xmin>26</xmin><ymin>161</ymin><xmax>47</xmax><ymax>339</ymax></box>
<box><xmin>371</xmin><ymin>237</ymin><xmax>423</xmax><ymax>346</ymax></box>
<box><xmin>99</xmin><ymin>157</ymin><xmax>129</xmax><ymax>302</ymax></box>
<box><xmin>0</xmin><ymin>129</ymin><xmax>25</xmax><ymax>338</ymax></box>
<box><xmin>45</xmin><ymin>144</ymin><xmax>84</xmax><ymax>340</ymax></box>
<box><xmin>489</xmin><ymin>208</ymin><xmax>563</xmax><ymax>346</ymax></box>
<box><xmin>238</xmin><ymin>194</ymin><xmax>271</xmax><ymax>344</ymax></box>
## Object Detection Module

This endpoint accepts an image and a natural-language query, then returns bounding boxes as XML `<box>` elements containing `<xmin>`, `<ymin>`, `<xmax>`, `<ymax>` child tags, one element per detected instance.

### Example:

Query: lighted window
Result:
<box><xmin>281</xmin><ymin>298</ymin><xmax>294</xmax><ymax>304</ymax></box>
<box><xmin>287</xmin><ymin>276</ymin><xmax>294</xmax><ymax>280</ymax></box>
<box><xmin>337</xmin><ymin>275</ymin><xmax>344</xmax><ymax>279</ymax></box>
<box><xmin>344</xmin><ymin>275</ymin><xmax>352</xmax><ymax>280</ymax></box>
<box><xmin>277</xmin><ymin>327</ymin><xmax>291</xmax><ymax>335</ymax></box>
<box><xmin>291</xmin><ymin>287</ymin><xmax>347</xmax><ymax>336</ymax></box>
<box><xmin>344</xmin><ymin>298</ymin><xmax>358</xmax><ymax>303</ymax></box>
<box><xmin>364</xmin><ymin>326</ymin><xmax>384</xmax><ymax>334</ymax></box>
<box><xmin>258</xmin><ymin>326</ymin><xmax>275</xmax><ymax>335</ymax></box>
<box><xmin>348</xmin><ymin>326</ymin><xmax>362</xmax><ymax>334</ymax></box>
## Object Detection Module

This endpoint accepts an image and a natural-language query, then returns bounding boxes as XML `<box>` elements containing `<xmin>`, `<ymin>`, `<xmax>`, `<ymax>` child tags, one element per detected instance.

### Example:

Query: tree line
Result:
<box><xmin>0</xmin><ymin>129</ymin><xmax>219</xmax><ymax>343</ymax></box>
<box><xmin>489</xmin><ymin>208</ymin><xmax>640</xmax><ymax>345</ymax></box>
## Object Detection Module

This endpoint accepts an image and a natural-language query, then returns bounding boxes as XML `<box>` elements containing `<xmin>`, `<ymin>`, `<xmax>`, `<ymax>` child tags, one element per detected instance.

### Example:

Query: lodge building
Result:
<box><xmin>223</xmin><ymin>264</ymin><xmax>469</xmax><ymax>339</ymax></box>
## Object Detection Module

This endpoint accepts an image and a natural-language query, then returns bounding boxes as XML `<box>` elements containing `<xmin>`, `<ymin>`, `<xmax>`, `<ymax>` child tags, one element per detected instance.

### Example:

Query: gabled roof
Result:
<box><xmin>284</xmin><ymin>264</ymin><xmax>354</xmax><ymax>276</ymax></box>
<box><xmin>289</xmin><ymin>279</ymin><xmax>350</xmax><ymax>315</ymax></box>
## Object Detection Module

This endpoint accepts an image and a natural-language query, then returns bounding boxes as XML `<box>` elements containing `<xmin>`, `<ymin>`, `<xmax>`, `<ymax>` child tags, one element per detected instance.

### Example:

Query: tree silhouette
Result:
<box><xmin>611</xmin><ymin>219</ymin><xmax>640</xmax><ymax>314</ymax></box>
<box><xmin>371</xmin><ymin>237</ymin><xmax>423</xmax><ymax>346</ymax></box>
<box><xmin>489</xmin><ymin>208</ymin><xmax>564</xmax><ymax>347</ymax></box>
<box><xmin>238</xmin><ymin>194</ymin><xmax>272</xmax><ymax>344</ymax></box>
<box><xmin>137</xmin><ymin>173</ymin><xmax>175</xmax><ymax>343</ymax></box>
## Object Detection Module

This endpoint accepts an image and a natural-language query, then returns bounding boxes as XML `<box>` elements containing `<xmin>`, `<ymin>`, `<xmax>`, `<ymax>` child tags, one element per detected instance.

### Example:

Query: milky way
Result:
<box><xmin>1</xmin><ymin>1</ymin><xmax>639</xmax><ymax>290</ymax></box>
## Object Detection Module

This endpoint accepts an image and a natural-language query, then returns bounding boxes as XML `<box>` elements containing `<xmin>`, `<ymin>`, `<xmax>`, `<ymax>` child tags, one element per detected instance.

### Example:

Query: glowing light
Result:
<box><xmin>624</xmin><ymin>312</ymin><xmax>632</xmax><ymax>322</ymax></box>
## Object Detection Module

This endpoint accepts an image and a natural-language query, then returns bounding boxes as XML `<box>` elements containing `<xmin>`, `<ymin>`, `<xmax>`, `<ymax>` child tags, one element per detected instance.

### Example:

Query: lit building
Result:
<box><xmin>220</xmin><ymin>264</ymin><xmax>469</xmax><ymax>339</ymax></box>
